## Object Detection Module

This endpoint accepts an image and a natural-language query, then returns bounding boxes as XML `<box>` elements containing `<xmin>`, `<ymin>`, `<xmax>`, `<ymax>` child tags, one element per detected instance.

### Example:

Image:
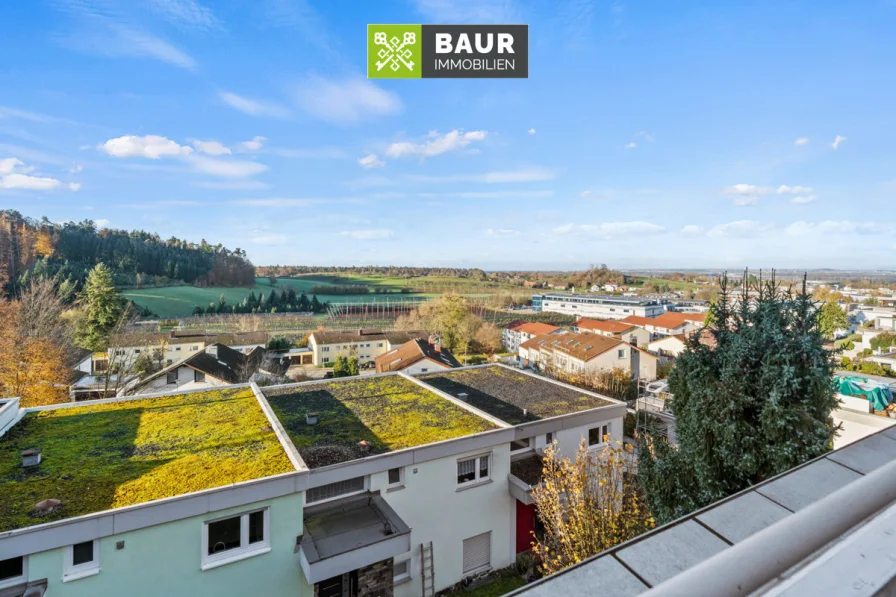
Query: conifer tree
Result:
<box><xmin>639</xmin><ymin>272</ymin><xmax>838</xmax><ymax>524</ymax></box>
<box><xmin>74</xmin><ymin>263</ymin><xmax>124</xmax><ymax>351</ymax></box>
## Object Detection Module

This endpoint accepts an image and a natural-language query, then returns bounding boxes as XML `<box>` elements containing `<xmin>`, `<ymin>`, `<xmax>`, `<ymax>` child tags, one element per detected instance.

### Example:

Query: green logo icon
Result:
<box><xmin>368</xmin><ymin>24</ymin><xmax>422</xmax><ymax>79</ymax></box>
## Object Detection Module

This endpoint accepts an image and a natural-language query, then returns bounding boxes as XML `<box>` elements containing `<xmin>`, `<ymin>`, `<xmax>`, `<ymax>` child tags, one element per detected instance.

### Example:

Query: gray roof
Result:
<box><xmin>510</xmin><ymin>425</ymin><xmax>896</xmax><ymax>597</ymax></box>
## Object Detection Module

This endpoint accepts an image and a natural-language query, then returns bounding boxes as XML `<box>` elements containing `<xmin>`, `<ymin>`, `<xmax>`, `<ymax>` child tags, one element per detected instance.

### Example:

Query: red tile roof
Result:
<box><xmin>620</xmin><ymin>315</ymin><xmax>654</xmax><ymax>327</ymax></box>
<box><xmin>520</xmin><ymin>331</ymin><xmax>622</xmax><ymax>362</ymax></box>
<box><xmin>574</xmin><ymin>318</ymin><xmax>637</xmax><ymax>334</ymax></box>
<box><xmin>512</xmin><ymin>322</ymin><xmax>562</xmax><ymax>336</ymax></box>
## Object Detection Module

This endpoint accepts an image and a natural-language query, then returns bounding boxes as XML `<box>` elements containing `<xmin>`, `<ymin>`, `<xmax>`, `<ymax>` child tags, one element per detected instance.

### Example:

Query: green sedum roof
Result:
<box><xmin>0</xmin><ymin>388</ymin><xmax>294</xmax><ymax>532</ymax></box>
<box><xmin>264</xmin><ymin>375</ymin><xmax>498</xmax><ymax>469</ymax></box>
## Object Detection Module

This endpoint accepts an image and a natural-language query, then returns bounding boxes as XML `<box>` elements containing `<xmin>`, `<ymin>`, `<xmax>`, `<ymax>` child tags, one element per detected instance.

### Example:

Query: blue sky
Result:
<box><xmin>1</xmin><ymin>0</ymin><xmax>894</xmax><ymax>270</ymax></box>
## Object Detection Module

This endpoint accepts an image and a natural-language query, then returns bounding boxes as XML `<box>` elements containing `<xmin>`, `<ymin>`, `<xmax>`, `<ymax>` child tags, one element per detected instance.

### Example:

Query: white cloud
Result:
<box><xmin>625</xmin><ymin>142</ymin><xmax>637</xmax><ymax>149</ymax></box>
<box><xmin>293</xmin><ymin>76</ymin><xmax>401</xmax><ymax>125</ymax></box>
<box><xmin>528</xmin><ymin>128</ymin><xmax>536</xmax><ymax>135</ymax></box>
<box><xmin>386</xmin><ymin>130</ymin><xmax>488</xmax><ymax>159</ymax></box>
<box><xmin>486</xmin><ymin>228</ymin><xmax>521</xmax><ymax>238</ymax></box>
<box><xmin>553</xmin><ymin>222</ymin><xmax>665</xmax><ymax>238</ymax></box>
<box><xmin>831</xmin><ymin>135</ymin><xmax>847</xmax><ymax>149</ymax></box>
<box><xmin>190</xmin><ymin>139</ymin><xmax>231</xmax><ymax>156</ymax></box>
<box><xmin>706</xmin><ymin>220</ymin><xmax>772</xmax><ymax>238</ymax></box>
<box><xmin>776</xmin><ymin>185</ymin><xmax>813</xmax><ymax>195</ymax></box>
<box><xmin>579</xmin><ymin>190</ymin><xmax>591</xmax><ymax>197</ymax></box>
<box><xmin>0</xmin><ymin>158</ymin><xmax>25</xmax><ymax>175</ymax></box>
<box><xmin>68</xmin><ymin>164</ymin><xmax>84</xmax><ymax>174</ymax></box>
<box><xmin>250</xmin><ymin>233</ymin><xmax>289</xmax><ymax>245</ymax></box>
<box><xmin>794</xmin><ymin>137</ymin><xmax>809</xmax><ymax>146</ymax></box>
<box><xmin>785</xmin><ymin>220</ymin><xmax>891</xmax><ymax>236</ymax></box>
<box><xmin>340</xmin><ymin>229</ymin><xmax>393</xmax><ymax>240</ymax></box>
<box><xmin>186</xmin><ymin>155</ymin><xmax>268</xmax><ymax>178</ymax></box>
<box><xmin>239</xmin><ymin>136</ymin><xmax>267</xmax><ymax>152</ymax></box>
<box><xmin>94</xmin><ymin>219</ymin><xmax>110</xmax><ymax>229</ymax></box>
<box><xmin>100</xmin><ymin>135</ymin><xmax>193</xmax><ymax>159</ymax></box>
<box><xmin>219</xmin><ymin>92</ymin><xmax>291</xmax><ymax>119</ymax></box>
<box><xmin>0</xmin><ymin>173</ymin><xmax>62</xmax><ymax>190</ymax></box>
<box><xmin>193</xmin><ymin>180</ymin><xmax>269</xmax><ymax>190</ymax></box>
<box><xmin>268</xmin><ymin>146</ymin><xmax>346</xmax><ymax>159</ymax></box>
<box><xmin>723</xmin><ymin>183</ymin><xmax>773</xmax><ymax>206</ymax></box>
<box><xmin>68</xmin><ymin>182</ymin><xmax>82</xmax><ymax>191</ymax></box>
<box><xmin>228</xmin><ymin>198</ymin><xmax>331</xmax><ymax>207</ymax></box>
<box><xmin>791</xmin><ymin>195</ymin><xmax>816</xmax><ymax>204</ymax></box>
<box><xmin>358</xmin><ymin>154</ymin><xmax>385</xmax><ymax>169</ymax></box>
<box><xmin>680</xmin><ymin>225</ymin><xmax>704</xmax><ymax>237</ymax></box>
<box><xmin>635</xmin><ymin>131</ymin><xmax>655</xmax><ymax>142</ymax></box>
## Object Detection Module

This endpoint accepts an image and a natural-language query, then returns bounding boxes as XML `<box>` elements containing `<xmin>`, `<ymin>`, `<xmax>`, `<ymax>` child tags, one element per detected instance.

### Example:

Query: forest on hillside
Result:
<box><xmin>0</xmin><ymin>210</ymin><xmax>255</xmax><ymax>298</ymax></box>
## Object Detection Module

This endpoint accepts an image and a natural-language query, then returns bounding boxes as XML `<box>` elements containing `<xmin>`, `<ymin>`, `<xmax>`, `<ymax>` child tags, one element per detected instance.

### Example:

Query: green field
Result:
<box><xmin>122</xmin><ymin>276</ymin><xmax>420</xmax><ymax>318</ymax></box>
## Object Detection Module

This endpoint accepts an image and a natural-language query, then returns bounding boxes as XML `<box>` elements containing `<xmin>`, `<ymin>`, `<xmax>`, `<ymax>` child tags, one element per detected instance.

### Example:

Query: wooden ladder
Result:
<box><xmin>420</xmin><ymin>541</ymin><xmax>435</xmax><ymax>597</ymax></box>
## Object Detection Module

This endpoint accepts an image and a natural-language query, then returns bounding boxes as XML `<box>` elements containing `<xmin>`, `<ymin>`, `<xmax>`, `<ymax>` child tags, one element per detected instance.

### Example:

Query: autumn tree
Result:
<box><xmin>0</xmin><ymin>300</ymin><xmax>70</xmax><ymax>407</ymax></box>
<box><xmin>396</xmin><ymin>294</ymin><xmax>485</xmax><ymax>353</ymax></box>
<box><xmin>75</xmin><ymin>263</ymin><xmax>123</xmax><ymax>351</ymax></box>
<box><xmin>531</xmin><ymin>439</ymin><xmax>653</xmax><ymax>574</ymax></box>
<box><xmin>474</xmin><ymin>322</ymin><xmax>503</xmax><ymax>354</ymax></box>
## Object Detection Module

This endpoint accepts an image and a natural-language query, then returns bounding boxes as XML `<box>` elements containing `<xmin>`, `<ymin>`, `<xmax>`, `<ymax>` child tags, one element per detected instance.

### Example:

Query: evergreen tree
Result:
<box><xmin>298</xmin><ymin>293</ymin><xmax>310</xmax><ymax>312</ymax></box>
<box><xmin>74</xmin><ymin>263</ymin><xmax>124</xmax><ymax>351</ymax></box>
<box><xmin>311</xmin><ymin>294</ymin><xmax>322</xmax><ymax>313</ymax></box>
<box><xmin>639</xmin><ymin>272</ymin><xmax>838</xmax><ymax>524</ymax></box>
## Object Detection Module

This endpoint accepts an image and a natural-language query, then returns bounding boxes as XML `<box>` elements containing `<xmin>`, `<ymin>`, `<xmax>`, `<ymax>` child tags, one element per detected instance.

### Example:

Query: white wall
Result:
<box><xmin>833</xmin><ymin>407</ymin><xmax>896</xmax><ymax>449</ymax></box>
<box><xmin>399</xmin><ymin>360</ymin><xmax>452</xmax><ymax>375</ymax></box>
<box><xmin>373</xmin><ymin>444</ymin><xmax>516</xmax><ymax>596</ymax></box>
<box><xmin>136</xmin><ymin>366</ymin><xmax>227</xmax><ymax>394</ymax></box>
<box><xmin>648</xmin><ymin>337</ymin><xmax>686</xmax><ymax>358</ymax></box>
<box><xmin>541</xmin><ymin>300</ymin><xmax>664</xmax><ymax>320</ymax></box>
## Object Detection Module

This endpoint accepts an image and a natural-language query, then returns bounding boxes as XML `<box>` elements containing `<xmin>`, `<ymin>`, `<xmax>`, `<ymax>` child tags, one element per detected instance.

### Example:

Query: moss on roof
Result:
<box><xmin>264</xmin><ymin>375</ymin><xmax>498</xmax><ymax>468</ymax></box>
<box><xmin>419</xmin><ymin>365</ymin><xmax>613</xmax><ymax>425</ymax></box>
<box><xmin>0</xmin><ymin>388</ymin><xmax>294</xmax><ymax>532</ymax></box>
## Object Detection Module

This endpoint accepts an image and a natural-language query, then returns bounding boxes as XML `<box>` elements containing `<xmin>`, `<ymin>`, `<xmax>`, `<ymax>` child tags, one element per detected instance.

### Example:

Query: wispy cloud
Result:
<box><xmin>268</xmin><ymin>146</ymin><xmax>346</xmax><ymax>159</ymax></box>
<box><xmin>250</xmin><ymin>233</ymin><xmax>289</xmax><ymax>245</ymax></box>
<box><xmin>148</xmin><ymin>0</ymin><xmax>221</xmax><ymax>31</ymax></box>
<box><xmin>625</xmin><ymin>142</ymin><xmax>637</xmax><ymax>149</ymax></box>
<box><xmin>340</xmin><ymin>229</ymin><xmax>393</xmax><ymax>240</ymax></box>
<box><xmin>190</xmin><ymin>139</ymin><xmax>231</xmax><ymax>155</ymax></box>
<box><xmin>0</xmin><ymin>106</ymin><xmax>77</xmax><ymax>125</ymax></box>
<box><xmin>553</xmin><ymin>221</ymin><xmax>665</xmax><ymax>238</ymax></box>
<box><xmin>723</xmin><ymin>183</ymin><xmax>814</xmax><ymax>206</ymax></box>
<box><xmin>386</xmin><ymin>130</ymin><xmax>487</xmax><ymax>159</ymax></box>
<box><xmin>99</xmin><ymin>134</ymin><xmax>267</xmax><ymax>178</ymax></box>
<box><xmin>831</xmin><ymin>135</ymin><xmax>847</xmax><ymax>149</ymax></box>
<box><xmin>528</xmin><ymin>128</ymin><xmax>536</xmax><ymax>135</ymax></box>
<box><xmin>707</xmin><ymin>220</ymin><xmax>773</xmax><ymax>238</ymax></box>
<box><xmin>358</xmin><ymin>154</ymin><xmax>384</xmax><ymax>169</ymax></box>
<box><xmin>228</xmin><ymin>197</ymin><xmax>331</xmax><ymax>207</ymax></box>
<box><xmin>486</xmin><ymin>228</ymin><xmax>521</xmax><ymax>238</ymax></box>
<box><xmin>794</xmin><ymin>137</ymin><xmax>809</xmax><ymax>146</ymax></box>
<box><xmin>0</xmin><ymin>157</ymin><xmax>74</xmax><ymax>191</ymax></box>
<box><xmin>680</xmin><ymin>225</ymin><xmax>704</xmax><ymax>237</ymax></box>
<box><xmin>292</xmin><ymin>76</ymin><xmax>402</xmax><ymax>125</ymax></box>
<box><xmin>193</xmin><ymin>180</ymin><xmax>269</xmax><ymax>190</ymax></box>
<box><xmin>186</xmin><ymin>155</ymin><xmax>268</xmax><ymax>178</ymax></box>
<box><xmin>219</xmin><ymin>92</ymin><xmax>291</xmax><ymax>119</ymax></box>
<box><xmin>409</xmin><ymin>168</ymin><xmax>555</xmax><ymax>184</ymax></box>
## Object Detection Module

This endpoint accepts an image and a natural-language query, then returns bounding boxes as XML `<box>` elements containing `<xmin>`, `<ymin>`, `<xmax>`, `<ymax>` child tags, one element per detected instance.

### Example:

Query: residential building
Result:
<box><xmin>533</xmin><ymin>293</ymin><xmax>667</xmax><ymax>320</ymax></box>
<box><xmin>508</xmin><ymin>417</ymin><xmax>896</xmax><ymax>597</ymax></box>
<box><xmin>647</xmin><ymin>335</ymin><xmax>689</xmax><ymax>358</ymax></box>
<box><xmin>0</xmin><ymin>364</ymin><xmax>624</xmax><ymax>597</ymax></box>
<box><xmin>621</xmin><ymin>312</ymin><xmax>705</xmax><ymax>340</ymax></box>
<box><xmin>502</xmin><ymin>322</ymin><xmax>565</xmax><ymax>353</ymax></box>
<box><xmin>307</xmin><ymin>329</ymin><xmax>427</xmax><ymax>367</ymax></box>
<box><xmin>519</xmin><ymin>331</ymin><xmax>657</xmax><ymax>381</ymax></box>
<box><xmin>122</xmin><ymin>343</ymin><xmax>264</xmax><ymax>395</ymax></box>
<box><xmin>375</xmin><ymin>338</ymin><xmax>462</xmax><ymax>374</ymax></box>
<box><xmin>572</xmin><ymin>318</ymin><xmax>650</xmax><ymax>347</ymax></box>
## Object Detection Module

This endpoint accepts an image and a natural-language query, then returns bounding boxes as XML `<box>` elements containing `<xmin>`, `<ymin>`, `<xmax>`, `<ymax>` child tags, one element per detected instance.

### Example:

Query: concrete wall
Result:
<box><xmin>583</xmin><ymin>346</ymin><xmax>630</xmax><ymax>375</ymax></box>
<box><xmin>372</xmin><ymin>444</ymin><xmax>516</xmax><ymax>597</ymax></box>
<box><xmin>833</xmin><ymin>407</ymin><xmax>896</xmax><ymax>449</ymax></box>
<box><xmin>541</xmin><ymin>299</ymin><xmax>664</xmax><ymax>320</ymax></box>
<box><xmin>23</xmin><ymin>494</ymin><xmax>308</xmax><ymax>597</ymax></box>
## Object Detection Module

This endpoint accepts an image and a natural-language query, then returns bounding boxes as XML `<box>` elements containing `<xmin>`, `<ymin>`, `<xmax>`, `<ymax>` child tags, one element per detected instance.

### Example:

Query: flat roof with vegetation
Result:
<box><xmin>0</xmin><ymin>388</ymin><xmax>294</xmax><ymax>533</ymax></box>
<box><xmin>418</xmin><ymin>365</ymin><xmax>614</xmax><ymax>425</ymax></box>
<box><xmin>263</xmin><ymin>375</ymin><xmax>499</xmax><ymax>469</ymax></box>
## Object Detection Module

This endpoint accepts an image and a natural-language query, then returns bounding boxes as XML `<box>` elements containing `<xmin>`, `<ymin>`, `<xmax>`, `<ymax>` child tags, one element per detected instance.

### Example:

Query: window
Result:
<box><xmin>0</xmin><ymin>556</ymin><xmax>26</xmax><ymax>589</ymax></box>
<box><xmin>588</xmin><ymin>424</ymin><xmax>610</xmax><ymax>447</ymax></box>
<box><xmin>388</xmin><ymin>467</ymin><xmax>403</xmax><ymax>487</ymax></box>
<box><xmin>457</xmin><ymin>454</ymin><xmax>490</xmax><ymax>486</ymax></box>
<box><xmin>323</xmin><ymin>347</ymin><xmax>330</xmax><ymax>352</ymax></box>
<box><xmin>462</xmin><ymin>532</ymin><xmax>491</xmax><ymax>575</ymax></box>
<box><xmin>167</xmin><ymin>371</ymin><xmax>177</xmax><ymax>384</ymax></box>
<box><xmin>64</xmin><ymin>540</ymin><xmax>100</xmax><ymax>582</ymax></box>
<box><xmin>175</xmin><ymin>347</ymin><xmax>181</xmax><ymax>351</ymax></box>
<box><xmin>134</xmin><ymin>349</ymin><xmax>141</xmax><ymax>354</ymax></box>
<box><xmin>393</xmin><ymin>559</ymin><xmax>410</xmax><ymax>583</ymax></box>
<box><xmin>306</xmin><ymin>477</ymin><xmax>366</xmax><ymax>504</ymax></box>
<box><xmin>194</xmin><ymin>370</ymin><xmax>206</xmax><ymax>382</ymax></box>
<box><xmin>618</xmin><ymin>349</ymin><xmax>625</xmax><ymax>359</ymax></box>
<box><xmin>202</xmin><ymin>509</ymin><xmax>269</xmax><ymax>570</ymax></box>
<box><xmin>420</xmin><ymin>368</ymin><xmax>428</xmax><ymax>373</ymax></box>
<box><xmin>545</xmin><ymin>432</ymin><xmax>553</xmax><ymax>445</ymax></box>
<box><xmin>377</xmin><ymin>343</ymin><xmax>384</xmax><ymax>347</ymax></box>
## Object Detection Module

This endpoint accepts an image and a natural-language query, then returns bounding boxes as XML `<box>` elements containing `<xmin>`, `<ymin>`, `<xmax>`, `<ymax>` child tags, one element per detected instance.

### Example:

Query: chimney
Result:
<box><xmin>305</xmin><ymin>412</ymin><xmax>319</xmax><ymax>425</ymax></box>
<box><xmin>435</xmin><ymin>339</ymin><xmax>441</xmax><ymax>354</ymax></box>
<box><xmin>428</xmin><ymin>335</ymin><xmax>435</xmax><ymax>347</ymax></box>
<box><xmin>205</xmin><ymin>345</ymin><xmax>218</xmax><ymax>358</ymax></box>
<box><xmin>34</xmin><ymin>498</ymin><xmax>61</xmax><ymax>515</ymax></box>
<box><xmin>21</xmin><ymin>449</ymin><xmax>41</xmax><ymax>467</ymax></box>
<box><xmin>457</xmin><ymin>392</ymin><xmax>468</xmax><ymax>402</ymax></box>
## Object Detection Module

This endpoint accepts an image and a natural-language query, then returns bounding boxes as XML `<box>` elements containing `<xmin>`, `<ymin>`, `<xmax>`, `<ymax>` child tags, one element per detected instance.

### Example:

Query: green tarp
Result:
<box><xmin>834</xmin><ymin>376</ymin><xmax>894</xmax><ymax>411</ymax></box>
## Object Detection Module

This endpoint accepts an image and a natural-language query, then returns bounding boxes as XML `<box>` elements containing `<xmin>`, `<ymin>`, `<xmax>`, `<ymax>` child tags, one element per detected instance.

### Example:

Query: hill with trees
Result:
<box><xmin>0</xmin><ymin>210</ymin><xmax>255</xmax><ymax>298</ymax></box>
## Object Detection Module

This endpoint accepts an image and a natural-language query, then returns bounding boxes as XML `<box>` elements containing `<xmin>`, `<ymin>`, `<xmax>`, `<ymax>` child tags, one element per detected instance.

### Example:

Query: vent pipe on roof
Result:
<box><xmin>205</xmin><ymin>345</ymin><xmax>218</xmax><ymax>358</ymax></box>
<box><xmin>34</xmin><ymin>498</ymin><xmax>61</xmax><ymax>515</ymax></box>
<box><xmin>21</xmin><ymin>449</ymin><xmax>41</xmax><ymax>467</ymax></box>
<box><xmin>457</xmin><ymin>392</ymin><xmax>468</xmax><ymax>402</ymax></box>
<box><xmin>306</xmin><ymin>412</ymin><xmax>319</xmax><ymax>425</ymax></box>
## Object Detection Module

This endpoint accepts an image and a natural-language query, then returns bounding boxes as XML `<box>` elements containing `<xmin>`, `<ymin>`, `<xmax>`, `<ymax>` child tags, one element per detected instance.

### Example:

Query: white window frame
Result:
<box><xmin>588</xmin><ymin>423</ymin><xmax>611</xmax><ymax>448</ymax></box>
<box><xmin>0</xmin><ymin>555</ymin><xmax>27</xmax><ymax>589</ymax></box>
<box><xmin>393</xmin><ymin>558</ymin><xmax>411</xmax><ymax>584</ymax></box>
<box><xmin>510</xmin><ymin>437</ymin><xmax>533</xmax><ymax>454</ymax></box>
<box><xmin>63</xmin><ymin>539</ymin><xmax>100</xmax><ymax>582</ymax></box>
<box><xmin>457</xmin><ymin>453</ymin><xmax>491</xmax><ymax>488</ymax></box>
<box><xmin>462</xmin><ymin>531</ymin><xmax>492</xmax><ymax>576</ymax></box>
<box><xmin>387</xmin><ymin>467</ymin><xmax>404</xmax><ymax>489</ymax></box>
<box><xmin>201</xmin><ymin>508</ymin><xmax>270</xmax><ymax>571</ymax></box>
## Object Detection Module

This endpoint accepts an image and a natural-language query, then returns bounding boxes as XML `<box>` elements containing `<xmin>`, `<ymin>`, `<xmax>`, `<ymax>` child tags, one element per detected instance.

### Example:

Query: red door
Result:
<box><xmin>515</xmin><ymin>501</ymin><xmax>536</xmax><ymax>554</ymax></box>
